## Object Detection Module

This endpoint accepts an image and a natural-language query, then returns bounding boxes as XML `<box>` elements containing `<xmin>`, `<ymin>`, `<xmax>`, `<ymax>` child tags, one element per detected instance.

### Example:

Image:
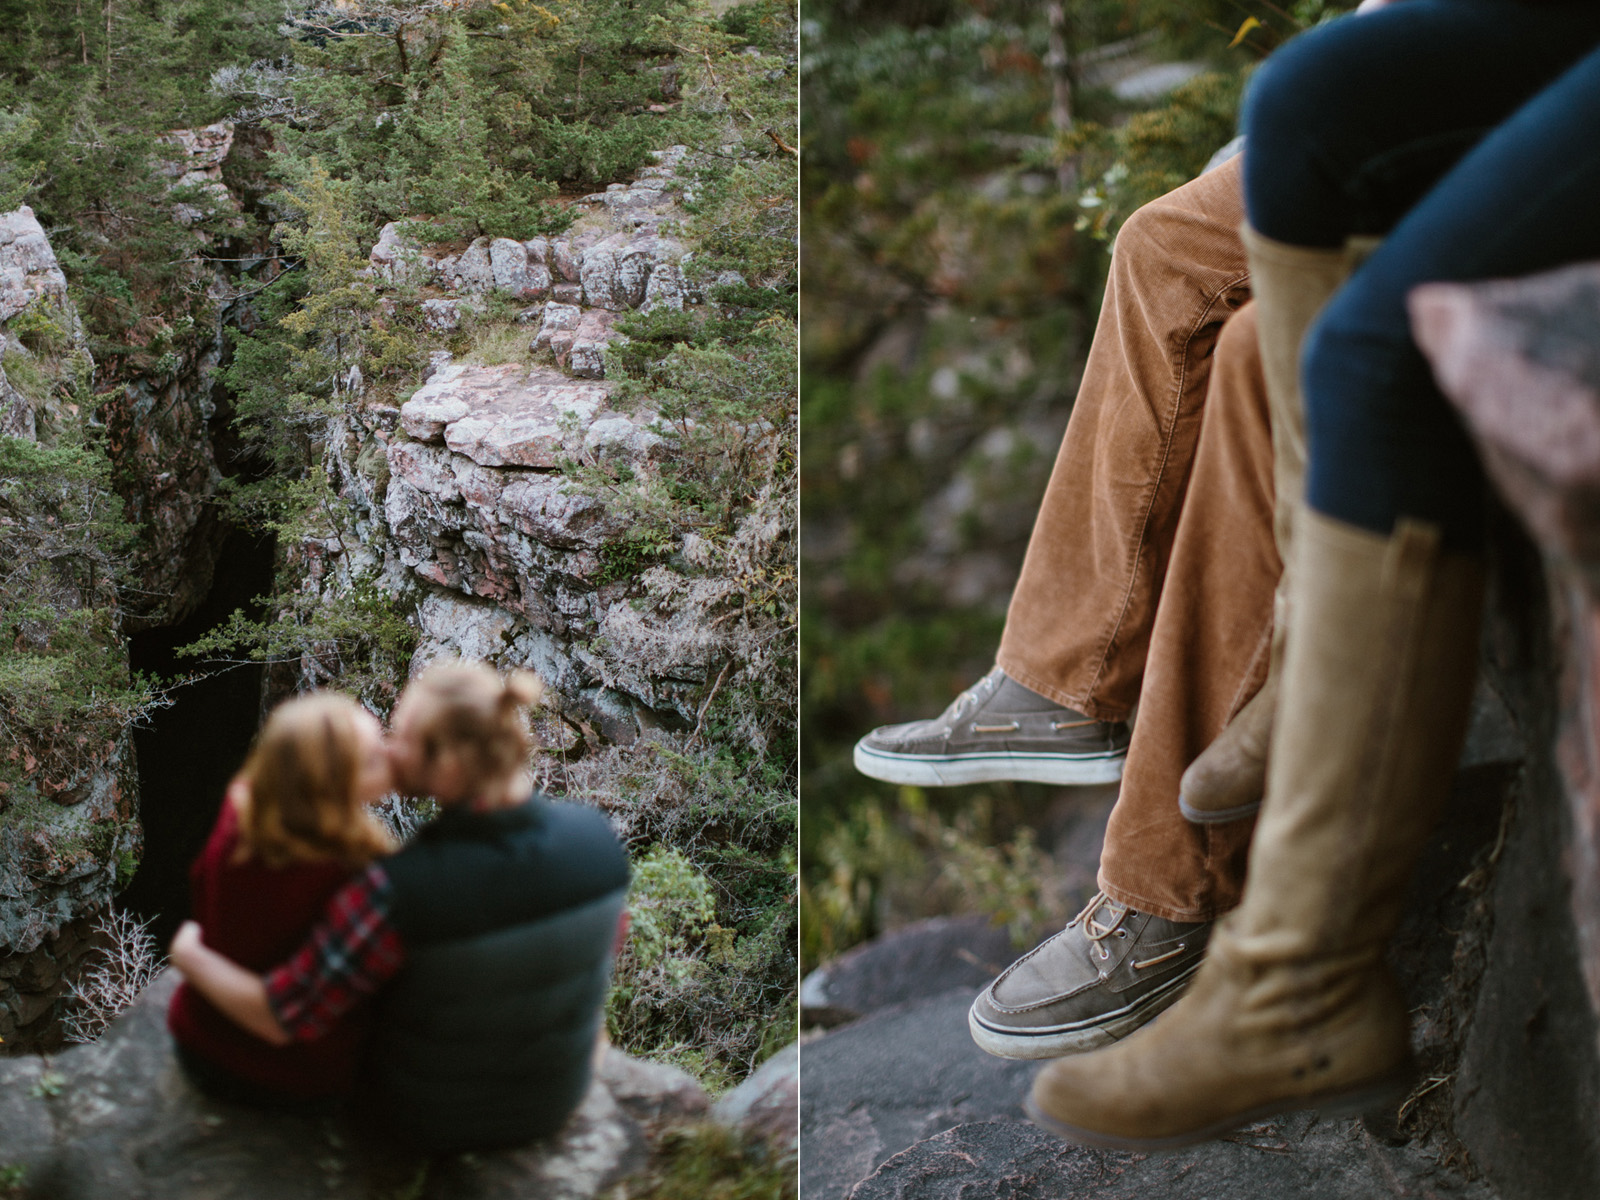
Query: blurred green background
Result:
<box><xmin>799</xmin><ymin>0</ymin><xmax>1359</xmax><ymax>975</ymax></box>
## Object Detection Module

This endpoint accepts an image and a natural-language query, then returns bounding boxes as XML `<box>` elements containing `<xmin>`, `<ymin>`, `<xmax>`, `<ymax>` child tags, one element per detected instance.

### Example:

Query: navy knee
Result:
<box><xmin>1302</xmin><ymin>290</ymin><xmax>1485</xmax><ymax>548</ymax></box>
<box><xmin>1242</xmin><ymin>21</ymin><xmax>1376</xmax><ymax>245</ymax></box>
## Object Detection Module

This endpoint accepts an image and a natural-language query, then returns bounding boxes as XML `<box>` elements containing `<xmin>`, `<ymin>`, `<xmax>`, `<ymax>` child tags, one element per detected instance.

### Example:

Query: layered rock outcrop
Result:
<box><xmin>304</xmin><ymin>145</ymin><xmax>787</xmax><ymax>743</ymax></box>
<box><xmin>1412</xmin><ymin>262</ymin><xmax>1600</xmax><ymax>1036</ymax></box>
<box><xmin>0</xmin><ymin>208</ymin><xmax>141</xmax><ymax>1050</ymax></box>
<box><xmin>369</xmin><ymin>146</ymin><xmax>694</xmax><ymax>377</ymax></box>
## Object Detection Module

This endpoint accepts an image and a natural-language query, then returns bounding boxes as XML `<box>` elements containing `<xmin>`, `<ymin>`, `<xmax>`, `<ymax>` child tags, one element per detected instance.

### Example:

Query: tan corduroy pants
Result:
<box><xmin>995</xmin><ymin>156</ymin><xmax>1280</xmax><ymax>921</ymax></box>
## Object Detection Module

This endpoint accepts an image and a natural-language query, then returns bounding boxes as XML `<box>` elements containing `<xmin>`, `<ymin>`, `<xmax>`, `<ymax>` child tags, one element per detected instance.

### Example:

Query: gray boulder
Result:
<box><xmin>0</xmin><ymin>206</ymin><xmax>71</xmax><ymax>323</ymax></box>
<box><xmin>0</xmin><ymin>971</ymin><xmax>715</xmax><ymax>1199</ymax></box>
<box><xmin>491</xmin><ymin>237</ymin><xmax>552</xmax><ymax>300</ymax></box>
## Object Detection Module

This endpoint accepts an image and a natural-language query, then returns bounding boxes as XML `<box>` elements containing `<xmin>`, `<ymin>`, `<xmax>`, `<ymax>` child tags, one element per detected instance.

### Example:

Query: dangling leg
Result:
<box><xmin>854</xmin><ymin>157</ymin><xmax>1250</xmax><ymax>788</ymax></box>
<box><xmin>971</xmin><ymin>302</ymin><xmax>1278</xmax><ymax>1057</ymax></box>
<box><xmin>1028</xmin><ymin>5</ymin><xmax>1600</xmax><ymax>1144</ymax></box>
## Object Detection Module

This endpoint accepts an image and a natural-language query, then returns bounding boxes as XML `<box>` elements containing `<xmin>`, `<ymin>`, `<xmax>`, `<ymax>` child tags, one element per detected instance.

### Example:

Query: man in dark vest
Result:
<box><xmin>169</xmin><ymin>663</ymin><xmax>631</xmax><ymax>1153</ymax></box>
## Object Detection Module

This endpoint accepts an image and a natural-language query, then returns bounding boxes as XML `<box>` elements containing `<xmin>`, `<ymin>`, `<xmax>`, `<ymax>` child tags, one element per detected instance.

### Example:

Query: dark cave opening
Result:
<box><xmin>120</xmin><ymin>528</ymin><xmax>276</xmax><ymax>948</ymax></box>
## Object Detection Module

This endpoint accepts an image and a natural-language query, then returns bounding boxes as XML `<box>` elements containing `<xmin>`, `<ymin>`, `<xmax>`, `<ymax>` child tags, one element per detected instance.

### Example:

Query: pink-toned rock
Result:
<box><xmin>490</xmin><ymin>237</ymin><xmax>552</xmax><ymax>299</ymax></box>
<box><xmin>566</xmin><ymin>310</ymin><xmax>620</xmax><ymax>378</ymax></box>
<box><xmin>370</xmin><ymin>221</ymin><xmax>435</xmax><ymax>286</ymax></box>
<box><xmin>449</xmin><ymin>454</ymin><xmax>507</xmax><ymax>510</ymax></box>
<box><xmin>1412</xmin><ymin>260</ymin><xmax>1600</xmax><ymax>1029</ymax></box>
<box><xmin>712</xmin><ymin>1041</ymin><xmax>797</xmax><ymax>1151</ymax></box>
<box><xmin>449</xmin><ymin>237</ymin><xmax>496</xmax><ymax>293</ymax></box>
<box><xmin>421</xmin><ymin>297</ymin><xmax>463</xmax><ymax>331</ymax></box>
<box><xmin>552</xmin><ymin>237</ymin><xmax>583</xmax><ymax>283</ymax></box>
<box><xmin>157</xmin><ymin>123</ymin><xmax>238</xmax><ymax>226</ymax></box>
<box><xmin>399</xmin><ymin>364</ymin><xmax>479</xmax><ymax>440</ymax></box>
<box><xmin>642</xmin><ymin>261</ymin><xmax>686</xmax><ymax>313</ymax></box>
<box><xmin>499</xmin><ymin>475</ymin><xmax>615</xmax><ymax>548</ymax></box>
<box><xmin>399</xmin><ymin>362</ymin><xmax>615</xmax><ymax>468</ymax></box>
<box><xmin>158</xmin><ymin>122</ymin><xmax>233</xmax><ymax>177</ymax></box>
<box><xmin>581</xmin><ymin>234</ymin><xmax>628</xmax><ymax>310</ymax></box>
<box><xmin>1413</xmin><ymin>268</ymin><xmax>1600</xmax><ymax>564</ymax></box>
<box><xmin>535</xmin><ymin>302</ymin><xmax>583</xmax><ymax>351</ymax></box>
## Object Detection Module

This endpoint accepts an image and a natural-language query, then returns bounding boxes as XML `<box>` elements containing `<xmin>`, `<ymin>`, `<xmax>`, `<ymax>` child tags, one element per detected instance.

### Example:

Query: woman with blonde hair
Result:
<box><xmin>167</xmin><ymin>692</ymin><xmax>393</xmax><ymax>1110</ymax></box>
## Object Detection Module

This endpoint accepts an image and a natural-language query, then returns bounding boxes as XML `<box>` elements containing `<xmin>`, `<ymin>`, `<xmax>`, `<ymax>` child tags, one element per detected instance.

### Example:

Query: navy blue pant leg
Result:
<box><xmin>1243</xmin><ymin>0</ymin><xmax>1600</xmax><ymax>247</ymax></box>
<box><xmin>1303</xmin><ymin>44</ymin><xmax>1600</xmax><ymax>549</ymax></box>
<box><xmin>1238</xmin><ymin>1</ymin><xmax>1600</xmax><ymax>549</ymax></box>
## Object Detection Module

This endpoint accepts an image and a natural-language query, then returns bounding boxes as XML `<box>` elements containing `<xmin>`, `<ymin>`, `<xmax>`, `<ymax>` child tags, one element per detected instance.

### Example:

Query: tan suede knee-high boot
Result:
<box><xmin>1179</xmin><ymin>227</ymin><xmax>1378</xmax><ymax>823</ymax></box>
<box><xmin>1027</xmin><ymin>509</ymin><xmax>1484</xmax><ymax>1148</ymax></box>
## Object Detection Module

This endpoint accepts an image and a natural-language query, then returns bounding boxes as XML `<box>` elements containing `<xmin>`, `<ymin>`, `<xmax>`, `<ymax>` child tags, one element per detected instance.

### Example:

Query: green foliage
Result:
<box><xmin>254</xmin><ymin>0</ymin><xmax>715</xmax><ymax>238</ymax></box>
<box><xmin>625</xmin><ymin>846</ymin><xmax>721</xmax><ymax>973</ymax></box>
<box><xmin>460</xmin><ymin>319</ymin><xmax>532</xmax><ymax>368</ymax></box>
<box><xmin>585</xmin><ymin>318</ymin><xmax>795</xmax><ymax>544</ymax></box>
<box><xmin>0</xmin><ymin>0</ymin><xmax>284</xmax><ymax>358</ymax></box>
<box><xmin>609</xmin><ymin>845</ymin><xmax>739</xmax><ymax>1086</ymax></box>
<box><xmin>0</xmin><ymin>1163</ymin><xmax>24</xmax><ymax>1197</ymax></box>
<box><xmin>275</xmin><ymin>2</ymin><xmax>563</xmax><ymax>241</ymax></box>
<box><xmin>0</xmin><ymin>401</ymin><xmax>160</xmax><ymax>802</ymax></box>
<box><xmin>29</xmin><ymin>1070</ymin><xmax>66</xmax><ymax>1099</ymax></box>
<box><xmin>115</xmin><ymin>845</ymin><xmax>139</xmax><ymax>890</ymax></box>
<box><xmin>801</xmin><ymin>788</ymin><xmax>1060</xmax><ymax>969</ymax></box>
<box><xmin>0</xmin><ymin>108</ymin><xmax>40</xmax><ymax>212</ymax></box>
<box><xmin>580</xmin><ymin>737</ymin><xmax>795</xmax><ymax>1091</ymax></box>
<box><xmin>2</xmin><ymin>304</ymin><xmax>94</xmax><ymax>419</ymax></box>
<box><xmin>612</xmin><ymin>1123</ymin><xmax>797</xmax><ymax>1200</ymax></box>
<box><xmin>8</xmin><ymin>305</ymin><xmax>75</xmax><ymax>358</ymax></box>
<box><xmin>1065</xmin><ymin>70</ymin><xmax>1247</xmax><ymax>243</ymax></box>
<box><xmin>597</xmin><ymin>537</ymin><xmax>669</xmax><ymax>585</ymax></box>
<box><xmin>176</xmin><ymin>572</ymin><xmax>419</xmax><ymax>708</ymax></box>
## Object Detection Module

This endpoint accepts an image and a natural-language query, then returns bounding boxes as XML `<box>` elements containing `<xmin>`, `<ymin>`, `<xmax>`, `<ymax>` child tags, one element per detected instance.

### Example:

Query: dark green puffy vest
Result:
<box><xmin>361</xmin><ymin>796</ymin><xmax>629</xmax><ymax>1153</ymax></box>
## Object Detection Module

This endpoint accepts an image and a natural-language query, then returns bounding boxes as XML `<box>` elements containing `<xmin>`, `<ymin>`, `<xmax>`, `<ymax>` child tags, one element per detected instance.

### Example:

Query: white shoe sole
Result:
<box><xmin>1177</xmin><ymin>795</ymin><xmax>1262</xmax><ymax>824</ymax></box>
<box><xmin>966</xmin><ymin>962</ymin><xmax>1198</xmax><ymax>1059</ymax></box>
<box><xmin>853</xmin><ymin>743</ymin><xmax>1126</xmax><ymax>787</ymax></box>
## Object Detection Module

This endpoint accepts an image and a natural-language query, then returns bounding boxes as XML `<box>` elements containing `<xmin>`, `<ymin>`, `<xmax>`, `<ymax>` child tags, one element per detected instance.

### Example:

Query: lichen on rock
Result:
<box><xmin>0</xmin><ymin>208</ymin><xmax>145</xmax><ymax>1051</ymax></box>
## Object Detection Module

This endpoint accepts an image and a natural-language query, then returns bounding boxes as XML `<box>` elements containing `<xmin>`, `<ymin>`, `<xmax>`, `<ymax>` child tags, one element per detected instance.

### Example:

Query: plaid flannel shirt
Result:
<box><xmin>264</xmin><ymin>862</ymin><xmax>406</xmax><ymax>1041</ymax></box>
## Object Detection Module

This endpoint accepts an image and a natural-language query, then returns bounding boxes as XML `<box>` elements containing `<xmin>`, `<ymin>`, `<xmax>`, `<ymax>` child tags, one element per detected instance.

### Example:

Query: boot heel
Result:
<box><xmin>1312</xmin><ymin>1065</ymin><xmax>1417</xmax><ymax>1121</ymax></box>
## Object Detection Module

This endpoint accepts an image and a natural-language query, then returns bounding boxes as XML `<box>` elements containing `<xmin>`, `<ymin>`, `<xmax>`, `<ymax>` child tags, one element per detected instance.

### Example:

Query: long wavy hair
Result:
<box><xmin>232</xmin><ymin>692</ymin><xmax>395</xmax><ymax>869</ymax></box>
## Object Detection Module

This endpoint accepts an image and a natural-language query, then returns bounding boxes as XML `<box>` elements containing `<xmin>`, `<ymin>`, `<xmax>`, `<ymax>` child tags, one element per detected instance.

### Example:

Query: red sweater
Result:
<box><xmin>167</xmin><ymin>801</ymin><xmax>370</xmax><ymax>1098</ymax></box>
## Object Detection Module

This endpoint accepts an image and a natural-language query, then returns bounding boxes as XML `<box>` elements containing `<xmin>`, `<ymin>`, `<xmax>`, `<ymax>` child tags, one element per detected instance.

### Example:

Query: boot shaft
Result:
<box><xmin>1235</xmin><ymin>510</ymin><xmax>1485</xmax><ymax>959</ymax></box>
<box><xmin>1240</xmin><ymin>224</ymin><xmax>1379</xmax><ymax>559</ymax></box>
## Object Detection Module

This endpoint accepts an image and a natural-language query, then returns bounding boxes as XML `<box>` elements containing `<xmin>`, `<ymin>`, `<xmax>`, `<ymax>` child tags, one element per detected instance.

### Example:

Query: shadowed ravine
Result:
<box><xmin>120</xmin><ymin>529</ymin><xmax>275</xmax><ymax>947</ymax></box>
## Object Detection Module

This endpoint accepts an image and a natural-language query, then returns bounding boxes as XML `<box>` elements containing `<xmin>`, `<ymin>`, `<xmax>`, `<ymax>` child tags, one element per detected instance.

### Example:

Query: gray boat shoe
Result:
<box><xmin>968</xmin><ymin>891</ymin><xmax>1210</xmax><ymax>1059</ymax></box>
<box><xmin>852</xmin><ymin>666</ymin><xmax>1131</xmax><ymax>787</ymax></box>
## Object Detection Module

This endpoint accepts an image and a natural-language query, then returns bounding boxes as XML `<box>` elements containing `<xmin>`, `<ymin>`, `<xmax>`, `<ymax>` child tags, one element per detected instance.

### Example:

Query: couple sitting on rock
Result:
<box><xmin>856</xmin><ymin>0</ymin><xmax>1600</xmax><ymax>1147</ymax></box>
<box><xmin>165</xmin><ymin>660</ymin><xmax>629</xmax><ymax>1155</ymax></box>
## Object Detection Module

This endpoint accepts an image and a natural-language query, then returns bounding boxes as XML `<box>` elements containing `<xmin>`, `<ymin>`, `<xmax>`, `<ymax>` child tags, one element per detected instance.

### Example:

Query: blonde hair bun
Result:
<box><xmin>408</xmin><ymin>660</ymin><xmax>546</xmax><ymax>784</ymax></box>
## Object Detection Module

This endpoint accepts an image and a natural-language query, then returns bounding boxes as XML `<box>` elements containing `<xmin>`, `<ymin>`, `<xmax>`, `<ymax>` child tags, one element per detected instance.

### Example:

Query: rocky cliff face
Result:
<box><xmin>102</xmin><ymin>120</ymin><xmax>271</xmax><ymax>631</ymax></box>
<box><xmin>3</xmin><ymin>137</ymin><xmax>795</xmax><ymax>1067</ymax></box>
<box><xmin>1</xmin><ymin>120</ymin><xmax>289</xmax><ymax>1049</ymax></box>
<box><xmin>0</xmin><ymin>207</ymin><xmax>141</xmax><ymax>1051</ymax></box>
<box><xmin>300</xmin><ymin>145</ymin><xmax>791</xmax><ymax>746</ymax></box>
